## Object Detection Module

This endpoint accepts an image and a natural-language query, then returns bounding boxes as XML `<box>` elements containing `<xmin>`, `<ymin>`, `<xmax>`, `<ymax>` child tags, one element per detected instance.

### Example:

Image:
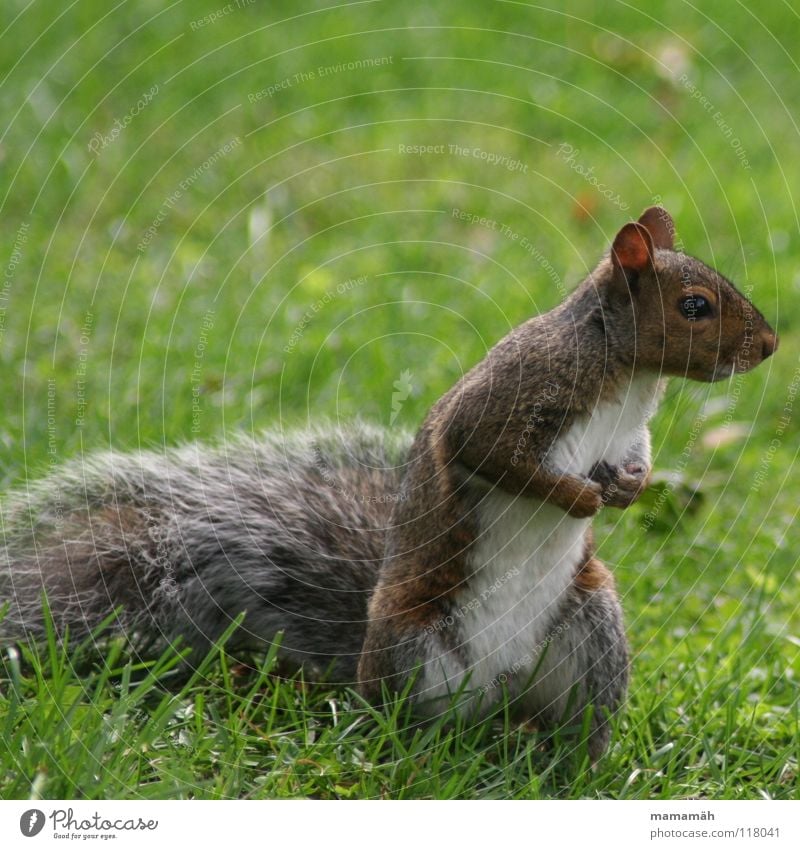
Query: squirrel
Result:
<box><xmin>0</xmin><ymin>206</ymin><xmax>777</xmax><ymax>759</ymax></box>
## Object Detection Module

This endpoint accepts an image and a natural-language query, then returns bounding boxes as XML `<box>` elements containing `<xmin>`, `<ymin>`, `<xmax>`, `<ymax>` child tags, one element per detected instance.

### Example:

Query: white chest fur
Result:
<box><xmin>550</xmin><ymin>375</ymin><xmax>662</xmax><ymax>472</ymax></box>
<box><xmin>434</xmin><ymin>376</ymin><xmax>662</xmax><ymax>700</ymax></box>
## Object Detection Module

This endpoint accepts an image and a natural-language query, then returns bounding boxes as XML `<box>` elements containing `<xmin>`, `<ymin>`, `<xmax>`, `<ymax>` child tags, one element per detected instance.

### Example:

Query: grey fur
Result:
<box><xmin>0</xmin><ymin>425</ymin><xmax>411</xmax><ymax>681</ymax></box>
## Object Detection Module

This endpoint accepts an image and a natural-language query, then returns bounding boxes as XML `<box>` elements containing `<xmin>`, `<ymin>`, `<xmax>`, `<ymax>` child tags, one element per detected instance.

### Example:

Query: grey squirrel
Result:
<box><xmin>0</xmin><ymin>206</ymin><xmax>777</xmax><ymax>759</ymax></box>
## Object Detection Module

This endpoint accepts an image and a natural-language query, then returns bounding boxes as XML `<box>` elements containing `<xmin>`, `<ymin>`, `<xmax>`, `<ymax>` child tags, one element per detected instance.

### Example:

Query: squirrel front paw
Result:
<box><xmin>565</xmin><ymin>479</ymin><xmax>604</xmax><ymax>518</ymax></box>
<box><xmin>590</xmin><ymin>461</ymin><xmax>649</xmax><ymax>509</ymax></box>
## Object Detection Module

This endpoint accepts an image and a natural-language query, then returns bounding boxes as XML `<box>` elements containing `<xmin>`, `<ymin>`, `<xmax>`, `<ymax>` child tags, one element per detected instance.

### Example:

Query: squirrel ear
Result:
<box><xmin>637</xmin><ymin>206</ymin><xmax>675</xmax><ymax>250</ymax></box>
<box><xmin>610</xmin><ymin>222</ymin><xmax>655</xmax><ymax>277</ymax></box>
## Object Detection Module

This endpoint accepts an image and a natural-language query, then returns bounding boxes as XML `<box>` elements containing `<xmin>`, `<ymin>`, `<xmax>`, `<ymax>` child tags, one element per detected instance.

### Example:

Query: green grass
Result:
<box><xmin>1</xmin><ymin>0</ymin><xmax>798</xmax><ymax>799</ymax></box>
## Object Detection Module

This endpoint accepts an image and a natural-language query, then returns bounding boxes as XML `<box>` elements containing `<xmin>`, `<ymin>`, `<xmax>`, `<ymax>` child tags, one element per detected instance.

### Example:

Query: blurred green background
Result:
<box><xmin>0</xmin><ymin>0</ymin><xmax>797</xmax><ymax>799</ymax></box>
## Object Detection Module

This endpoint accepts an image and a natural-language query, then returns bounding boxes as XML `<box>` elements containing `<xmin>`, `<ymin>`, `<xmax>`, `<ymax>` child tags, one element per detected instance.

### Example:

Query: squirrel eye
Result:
<box><xmin>680</xmin><ymin>295</ymin><xmax>712</xmax><ymax>320</ymax></box>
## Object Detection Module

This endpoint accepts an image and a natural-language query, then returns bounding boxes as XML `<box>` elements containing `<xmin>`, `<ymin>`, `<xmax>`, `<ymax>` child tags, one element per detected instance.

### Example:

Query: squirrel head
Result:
<box><xmin>603</xmin><ymin>206</ymin><xmax>778</xmax><ymax>382</ymax></box>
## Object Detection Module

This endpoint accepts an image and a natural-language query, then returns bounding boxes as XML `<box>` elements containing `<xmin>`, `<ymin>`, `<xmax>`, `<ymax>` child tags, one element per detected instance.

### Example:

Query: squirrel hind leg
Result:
<box><xmin>516</xmin><ymin>561</ymin><xmax>630</xmax><ymax>760</ymax></box>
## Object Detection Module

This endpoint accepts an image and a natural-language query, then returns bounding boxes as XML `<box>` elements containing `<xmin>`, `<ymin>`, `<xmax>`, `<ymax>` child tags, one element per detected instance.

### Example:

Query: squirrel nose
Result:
<box><xmin>761</xmin><ymin>331</ymin><xmax>778</xmax><ymax>360</ymax></box>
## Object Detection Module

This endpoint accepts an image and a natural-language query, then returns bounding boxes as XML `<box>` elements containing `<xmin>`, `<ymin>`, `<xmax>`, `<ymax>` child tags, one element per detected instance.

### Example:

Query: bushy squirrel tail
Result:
<box><xmin>0</xmin><ymin>426</ymin><xmax>409</xmax><ymax>679</ymax></box>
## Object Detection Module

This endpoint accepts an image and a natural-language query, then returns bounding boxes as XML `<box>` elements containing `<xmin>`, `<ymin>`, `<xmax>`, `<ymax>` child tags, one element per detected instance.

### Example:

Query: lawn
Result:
<box><xmin>0</xmin><ymin>0</ymin><xmax>798</xmax><ymax>799</ymax></box>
